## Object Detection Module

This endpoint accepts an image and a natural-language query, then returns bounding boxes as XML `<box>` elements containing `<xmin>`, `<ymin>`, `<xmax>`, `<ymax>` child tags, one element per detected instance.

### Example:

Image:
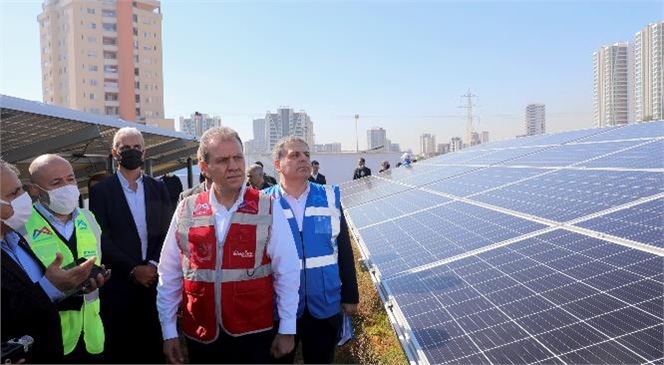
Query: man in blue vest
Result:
<box><xmin>26</xmin><ymin>154</ymin><xmax>109</xmax><ymax>363</ymax></box>
<box><xmin>264</xmin><ymin>136</ymin><xmax>359</xmax><ymax>364</ymax></box>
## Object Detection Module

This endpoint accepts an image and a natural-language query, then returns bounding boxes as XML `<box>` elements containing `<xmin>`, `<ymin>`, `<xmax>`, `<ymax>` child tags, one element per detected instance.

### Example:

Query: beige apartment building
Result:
<box><xmin>38</xmin><ymin>0</ymin><xmax>164</xmax><ymax>123</ymax></box>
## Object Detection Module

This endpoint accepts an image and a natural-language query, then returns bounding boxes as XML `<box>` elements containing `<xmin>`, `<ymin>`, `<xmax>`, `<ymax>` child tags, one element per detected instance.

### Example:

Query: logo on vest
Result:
<box><xmin>193</xmin><ymin>202</ymin><xmax>211</xmax><ymax>217</ymax></box>
<box><xmin>32</xmin><ymin>226</ymin><xmax>53</xmax><ymax>239</ymax></box>
<box><xmin>76</xmin><ymin>220</ymin><xmax>88</xmax><ymax>230</ymax></box>
<box><xmin>237</xmin><ymin>200</ymin><xmax>258</xmax><ymax>214</ymax></box>
<box><xmin>81</xmin><ymin>250</ymin><xmax>96</xmax><ymax>257</ymax></box>
<box><xmin>232</xmin><ymin>249</ymin><xmax>254</xmax><ymax>259</ymax></box>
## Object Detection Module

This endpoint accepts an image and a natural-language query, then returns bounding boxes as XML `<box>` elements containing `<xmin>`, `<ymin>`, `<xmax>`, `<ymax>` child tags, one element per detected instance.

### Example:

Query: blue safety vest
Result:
<box><xmin>264</xmin><ymin>183</ymin><xmax>342</xmax><ymax>319</ymax></box>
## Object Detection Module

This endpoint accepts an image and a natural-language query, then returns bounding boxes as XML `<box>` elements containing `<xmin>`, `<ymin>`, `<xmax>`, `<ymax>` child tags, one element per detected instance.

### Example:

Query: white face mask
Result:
<box><xmin>38</xmin><ymin>185</ymin><xmax>80</xmax><ymax>215</ymax></box>
<box><xmin>0</xmin><ymin>192</ymin><xmax>33</xmax><ymax>231</ymax></box>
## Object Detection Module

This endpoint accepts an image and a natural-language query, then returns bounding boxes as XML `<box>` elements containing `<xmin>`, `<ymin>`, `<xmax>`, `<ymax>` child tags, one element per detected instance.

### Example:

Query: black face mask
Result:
<box><xmin>118</xmin><ymin>149</ymin><xmax>144</xmax><ymax>171</ymax></box>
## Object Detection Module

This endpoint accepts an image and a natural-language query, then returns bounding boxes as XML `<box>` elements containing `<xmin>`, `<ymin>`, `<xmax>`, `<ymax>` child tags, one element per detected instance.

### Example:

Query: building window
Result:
<box><xmin>102</xmin><ymin>23</ymin><xmax>117</xmax><ymax>32</ymax></box>
<box><xmin>87</xmin><ymin>8</ymin><xmax>95</xmax><ymax>14</ymax></box>
<box><xmin>104</xmin><ymin>65</ymin><xmax>118</xmax><ymax>73</ymax></box>
<box><xmin>102</xmin><ymin>9</ymin><xmax>116</xmax><ymax>17</ymax></box>
<box><xmin>90</xmin><ymin>79</ymin><xmax>98</xmax><ymax>86</ymax></box>
<box><xmin>89</xmin><ymin>93</ymin><xmax>95</xmax><ymax>100</ymax></box>
<box><xmin>132</xmin><ymin>14</ymin><xmax>138</xmax><ymax>22</ymax></box>
<box><xmin>88</xmin><ymin>65</ymin><xmax>98</xmax><ymax>71</ymax></box>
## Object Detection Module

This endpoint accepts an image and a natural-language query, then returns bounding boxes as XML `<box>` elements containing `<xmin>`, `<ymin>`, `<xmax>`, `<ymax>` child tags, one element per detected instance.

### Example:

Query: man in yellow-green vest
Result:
<box><xmin>24</xmin><ymin>154</ymin><xmax>110</xmax><ymax>363</ymax></box>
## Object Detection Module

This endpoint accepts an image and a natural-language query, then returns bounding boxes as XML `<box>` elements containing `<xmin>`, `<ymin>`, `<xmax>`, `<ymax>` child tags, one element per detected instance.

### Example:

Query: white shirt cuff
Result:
<box><xmin>278</xmin><ymin>318</ymin><xmax>296</xmax><ymax>335</ymax></box>
<box><xmin>162</xmin><ymin>323</ymin><xmax>179</xmax><ymax>340</ymax></box>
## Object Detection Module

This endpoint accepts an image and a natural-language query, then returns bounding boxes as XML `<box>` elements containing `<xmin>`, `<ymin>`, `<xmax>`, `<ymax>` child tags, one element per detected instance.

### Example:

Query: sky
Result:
<box><xmin>1</xmin><ymin>1</ymin><xmax>662</xmax><ymax>152</ymax></box>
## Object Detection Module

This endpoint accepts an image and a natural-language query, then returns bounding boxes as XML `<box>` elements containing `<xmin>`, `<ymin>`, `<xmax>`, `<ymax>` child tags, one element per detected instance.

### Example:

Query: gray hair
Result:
<box><xmin>113</xmin><ymin>127</ymin><xmax>144</xmax><ymax>149</ymax></box>
<box><xmin>271</xmin><ymin>135</ymin><xmax>309</xmax><ymax>161</ymax></box>
<box><xmin>198</xmin><ymin>126</ymin><xmax>243</xmax><ymax>164</ymax></box>
<box><xmin>0</xmin><ymin>159</ymin><xmax>19</xmax><ymax>176</ymax></box>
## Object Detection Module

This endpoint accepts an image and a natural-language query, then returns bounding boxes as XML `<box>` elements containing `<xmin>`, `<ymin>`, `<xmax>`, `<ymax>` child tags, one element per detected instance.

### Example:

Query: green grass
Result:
<box><xmin>330</xmin><ymin>240</ymin><xmax>408</xmax><ymax>365</ymax></box>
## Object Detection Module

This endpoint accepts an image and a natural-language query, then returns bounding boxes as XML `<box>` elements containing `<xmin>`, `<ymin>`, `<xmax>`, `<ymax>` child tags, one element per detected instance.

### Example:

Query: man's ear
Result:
<box><xmin>111</xmin><ymin>148</ymin><xmax>119</xmax><ymax>160</ymax></box>
<box><xmin>274</xmin><ymin>159</ymin><xmax>282</xmax><ymax>173</ymax></box>
<box><xmin>27</xmin><ymin>183</ymin><xmax>41</xmax><ymax>199</ymax></box>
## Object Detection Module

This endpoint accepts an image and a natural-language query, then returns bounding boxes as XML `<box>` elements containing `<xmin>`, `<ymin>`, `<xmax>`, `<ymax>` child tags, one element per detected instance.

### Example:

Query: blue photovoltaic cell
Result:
<box><xmin>579</xmin><ymin>139</ymin><xmax>664</xmax><ymax>169</ymax></box>
<box><xmin>421</xmin><ymin>149</ymin><xmax>494</xmax><ymax>165</ymax></box>
<box><xmin>345</xmin><ymin>189</ymin><xmax>450</xmax><ymax>228</ymax></box>
<box><xmin>390</xmin><ymin>165</ymin><xmax>481</xmax><ymax>188</ymax></box>
<box><xmin>576</xmin><ymin>198</ymin><xmax>664</xmax><ymax>248</ymax></box>
<box><xmin>339</xmin><ymin>178</ymin><xmax>413</xmax><ymax>208</ymax></box>
<box><xmin>426</xmin><ymin>167</ymin><xmax>546</xmax><ymax>197</ymax></box>
<box><xmin>471</xmin><ymin>169</ymin><xmax>664</xmax><ymax>221</ymax></box>
<box><xmin>510</xmin><ymin>128</ymin><xmax>609</xmax><ymax>147</ymax></box>
<box><xmin>382</xmin><ymin>230</ymin><xmax>663</xmax><ymax>364</ymax></box>
<box><xmin>462</xmin><ymin>146</ymin><xmax>548</xmax><ymax>165</ymax></box>
<box><xmin>500</xmin><ymin>140</ymin><xmax>643</xmax><ymax>167</ymax></box>
<box><xmin>356</xmin><ymin>202</ymin><xmax>547</xmax><ymax>278</ymax></box>
<box><xmin>578</xmin><ymin>120</ymin><xmax>664</xmax><ymax>142</ymax></box>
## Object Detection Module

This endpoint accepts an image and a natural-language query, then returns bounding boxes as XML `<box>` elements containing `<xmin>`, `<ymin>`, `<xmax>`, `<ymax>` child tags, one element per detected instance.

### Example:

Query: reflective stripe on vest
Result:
<box><xmin>25</xmin><ymin>207</ymin><xmax>105</xmax><ymax>355</ymax></box>
<box><xmin>177</xmin><ymin>189</ymin><xmax>274</xmax><ymax>342</ymax></box>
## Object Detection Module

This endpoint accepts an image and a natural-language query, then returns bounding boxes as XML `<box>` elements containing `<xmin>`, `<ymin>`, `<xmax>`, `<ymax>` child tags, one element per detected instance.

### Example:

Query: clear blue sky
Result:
<box><xmin>1</xmin><ymin>1</ymin><xmax>662</xmax><ymax>152</ymax></box>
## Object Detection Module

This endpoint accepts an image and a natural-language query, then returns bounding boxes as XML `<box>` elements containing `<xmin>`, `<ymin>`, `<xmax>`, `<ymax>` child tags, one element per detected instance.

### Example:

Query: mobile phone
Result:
<box><xmin>65</xmin><ymin>257</ymin><xmax>110</xmax><ymax>292</ymax></box>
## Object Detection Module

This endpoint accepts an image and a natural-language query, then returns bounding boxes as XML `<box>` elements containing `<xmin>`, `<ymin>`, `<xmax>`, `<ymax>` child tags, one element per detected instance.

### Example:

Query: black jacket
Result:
<box><xmin>308</xmin><ymin>173</ymin><xmax>326</xmax><ymax>185</ymax></box>
<box><xmin>1</xmin><ymin>232</ymin><xmax>65</xmax><ymax>363</ymax></box>
<box><xmin>353</xmin><ymin>166</ymin><xmax>372</xmax><ymax>180</ymax></box>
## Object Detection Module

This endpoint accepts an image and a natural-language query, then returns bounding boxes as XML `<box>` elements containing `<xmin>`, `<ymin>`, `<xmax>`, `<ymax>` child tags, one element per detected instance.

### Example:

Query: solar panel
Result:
<box><xmin>342</xmin><ymin>121</ymin><xmax>664</xmax><ymax>364</ymax></box>
<box><xmin>500</xmin><ymin>140</ymin><xmax>645</xmax><ymax>167</ymax></box>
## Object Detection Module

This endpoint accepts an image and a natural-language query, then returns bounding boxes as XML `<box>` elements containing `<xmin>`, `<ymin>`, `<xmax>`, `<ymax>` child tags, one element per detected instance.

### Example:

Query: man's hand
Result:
<box><xmin>45</xmin><ymin>253</ymin><xmax>94</xmax><ymax>293</ymax></box>
<box><xmin>270</xmin><ymin>333</ymin><xmax>295</xmax><ymax>359</ymax></box>
<box><xmin>342</xmin><ymin>303</ymin><xmax>358</xmax><ymax>315</ymax></box>
<box><xmin>80</xmin><ymin>266</ymin><xmax>111</xmax><ymax>294</ymax></box>
<box><xmin>132</xmin><ymin>264</ymin><xmax>158</xmax><ymax>287</ymax></box>
<box><xmin>163</xmin><ymin>338</ymin><xmax>184</xmax><ymax>364</ymax></box>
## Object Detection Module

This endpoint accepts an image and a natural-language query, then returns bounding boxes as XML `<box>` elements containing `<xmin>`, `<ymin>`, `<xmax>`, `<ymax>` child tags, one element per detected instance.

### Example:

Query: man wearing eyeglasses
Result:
<box><xmin>89</xmin><ymin>127</ymin><xmax>173</xmax><ymax>364</ymax></box>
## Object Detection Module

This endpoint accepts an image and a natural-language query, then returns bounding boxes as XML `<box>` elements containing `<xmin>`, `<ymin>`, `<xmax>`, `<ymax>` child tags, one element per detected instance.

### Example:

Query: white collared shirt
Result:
<box><xmin>280</xmin><ymin>184</ymin><xmax>310</xmax><ymax>231</ymax></box>
<box><xmin>117</xmin><ymin>171</ymin><xmax>148</xmax><ymax>260</ymax></box>
<box><xmin>157</xmin><ymin>185</ymin><xmax>300</xmax><ymax>340</ymax></box>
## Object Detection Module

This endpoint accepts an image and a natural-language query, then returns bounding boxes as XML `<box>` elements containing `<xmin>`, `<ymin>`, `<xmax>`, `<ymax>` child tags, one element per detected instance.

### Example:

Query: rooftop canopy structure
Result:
<box><xmin>0</xmin><ymin>94</ymin><xmax>199</xmax><ymax>196</ymax></box>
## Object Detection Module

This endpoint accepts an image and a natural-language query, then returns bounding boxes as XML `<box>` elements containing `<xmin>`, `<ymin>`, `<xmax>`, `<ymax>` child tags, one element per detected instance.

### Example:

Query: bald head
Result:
<box><xmin>28</xmin><ymin>154</ymin><xmax>77</xmax><ymax>193</ymax></box>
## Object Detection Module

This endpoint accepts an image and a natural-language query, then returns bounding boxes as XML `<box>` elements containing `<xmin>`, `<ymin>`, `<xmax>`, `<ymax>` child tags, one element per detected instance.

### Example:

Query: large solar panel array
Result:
<box><xmin>340</xmin><ymin>121</ymin><xmax>664</xmax><ymax>365</ymax></box>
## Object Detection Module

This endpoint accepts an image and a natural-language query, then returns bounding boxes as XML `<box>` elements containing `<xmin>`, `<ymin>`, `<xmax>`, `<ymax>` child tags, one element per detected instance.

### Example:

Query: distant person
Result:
<box><xmin>308</xmin><ymin>160</ymin><xmax>326</xmax><ymax>184</ymax></box>
<box><xmin>379</xmin><ymin>160</ymin><xmax>390</xmax><ymax>173</ymax></box>
<box><xmin>395</xmin><ymin>162</ymin><xmax>402</xmax><ymax>168</ymax></box>
<box><xmin>247</xmin><ymin>163</ymin><xmax>273</xmax><ymax>190</ymax></box>
<box><xmin>255</xmin><ymin>161</ymin><xmax>278</xmax><ymax>185</ymax></box>
<box><xmin>352</xmin><ymin>158</ymin><xmax>371</xmax><ymax>180</ymax></box>
<box><xmin>401</xmin><ymin>153</ymin><xmax>413</xmax><ymax>167</ymax></box>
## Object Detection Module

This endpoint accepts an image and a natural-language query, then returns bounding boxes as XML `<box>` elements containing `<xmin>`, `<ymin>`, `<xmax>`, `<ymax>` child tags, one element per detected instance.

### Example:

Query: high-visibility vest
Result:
<box><xmin>263</xmin><ymin>183</ymin><xmax>342</xmax><ymax>319</ymax></box>
<box><xmin>176</xmin><ymin>189</ymin><xmax>273</xmax><ymax>343</ymax></box>
<box><xmin>25</xmin><ymin>207</ymin><xmax>105</xmax><ymax>355</ymax></box>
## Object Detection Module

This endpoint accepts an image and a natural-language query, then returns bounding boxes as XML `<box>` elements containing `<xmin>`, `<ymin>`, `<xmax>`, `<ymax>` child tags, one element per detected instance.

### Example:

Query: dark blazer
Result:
<box><xmin>88</xmin><ymin>172</ymin><xmax>171</xmax><ymax>363</ymax></box>
<box><xmin>89</xmin><ymin>173</ymin><xmax>172</xmax><ymax>281</ymax></box>
<box><xmin>1</xmin><ymin>233</ymin><xmax>64</xmax><ymax>364</ymax></box>
<box><xmin>353</xmin><ymin>166</ymin><xmax>372</xmax><ymax>180</ymax></box>
<box><xmin>308</xmin><ymin>173</ymin><xmax>326</xmax><ymax>185</ymax></box>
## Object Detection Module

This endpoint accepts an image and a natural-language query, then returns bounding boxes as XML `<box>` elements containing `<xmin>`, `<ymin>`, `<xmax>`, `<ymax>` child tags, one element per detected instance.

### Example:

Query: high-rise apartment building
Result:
<box><xmin>593</xmin><ymin>42</ymin><xmax>632</xmax><ymax>127</ymax></box>
<box><xmin>367</xmin><ymin>127</ymin><xmax>387</xmax><ymax>150</ymax></box>
<box><xmin>525</xmin><ymin>103</ymin><xmax>546</xmax><ymax>136</ymax></box>
<box><xmin>38</xmin><ymin>0</ymin><xmax>164</xmax><ymax>122</ymax></box>
<box><xmin>634</xmin><ymin>21</ymin><xmax>664</xmax><ymax>122</ymax></box>
<box><xmin>179</xmin><ymin>112</ymin><xmax>222</xmax><ymax>137</ymax></box>
<box><xmin>450</xmin><ymin>137</ymin><xmax>463</xmax><ymax>152</ymax></box>
<box><xmin>420</xmin><ymin>133</ymin><xmax>436</xmax><ymax>156</ymax></box>
<box><xmin>265</xmin><ymin>107</ymin><xmax>314</xmax><ymax>152</ymax></box>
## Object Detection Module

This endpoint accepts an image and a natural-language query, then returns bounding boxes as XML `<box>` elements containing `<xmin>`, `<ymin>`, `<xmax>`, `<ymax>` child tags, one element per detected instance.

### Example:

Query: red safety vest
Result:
<box><xmin>176</xmin><ymin>189</ymin><xmax>273</xmax><ymax>342</ymax></box>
